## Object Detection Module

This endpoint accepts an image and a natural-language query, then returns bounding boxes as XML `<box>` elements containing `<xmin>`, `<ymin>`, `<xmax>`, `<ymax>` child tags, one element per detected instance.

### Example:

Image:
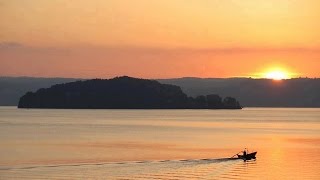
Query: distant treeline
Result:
<box><xmin>1</xmin><ymin>76</ymin><xmax>320</xmax><ymax>107</ymax></box>
<box><xmin>18</xmin><ymin>76</ymin><xmax>241</xmax><ymax>109</ymax></box>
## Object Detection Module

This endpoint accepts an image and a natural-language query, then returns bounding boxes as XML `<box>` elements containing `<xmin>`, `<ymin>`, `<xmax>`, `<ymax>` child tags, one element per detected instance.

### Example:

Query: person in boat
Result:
<box><xmin>243</xmin><ymin>149</ymin><xmax>247</xmax><ymax>157</ymax></box>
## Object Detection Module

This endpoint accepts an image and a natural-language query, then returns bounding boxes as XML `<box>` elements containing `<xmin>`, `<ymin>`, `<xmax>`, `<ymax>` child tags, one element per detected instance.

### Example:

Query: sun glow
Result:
<box><xmin>265</xmin><ymin>70</ymin><xmax>289</xmax><ymax>80</ymax></box>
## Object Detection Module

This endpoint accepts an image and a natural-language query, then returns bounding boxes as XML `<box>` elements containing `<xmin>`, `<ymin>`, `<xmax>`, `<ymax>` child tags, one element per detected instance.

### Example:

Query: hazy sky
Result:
<box><xmin>1</xmin><ymin>0</ymin><xmax>319</xmax><ymax>78</ymax></box>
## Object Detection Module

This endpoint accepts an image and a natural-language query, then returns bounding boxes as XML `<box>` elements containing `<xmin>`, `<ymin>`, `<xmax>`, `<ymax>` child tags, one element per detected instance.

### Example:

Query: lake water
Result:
<box><xmin>0</xmin><ymin>107</ymin><xmax>319</xmax><ymax>179</ymax></box>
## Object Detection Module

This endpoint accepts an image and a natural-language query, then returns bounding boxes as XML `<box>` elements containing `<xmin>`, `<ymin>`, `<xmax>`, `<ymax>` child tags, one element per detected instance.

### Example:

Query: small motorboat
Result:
<box><xmin>237</xmin><ymin>151</ymin><xmax>257</xmax><ymax>161</ymax></box>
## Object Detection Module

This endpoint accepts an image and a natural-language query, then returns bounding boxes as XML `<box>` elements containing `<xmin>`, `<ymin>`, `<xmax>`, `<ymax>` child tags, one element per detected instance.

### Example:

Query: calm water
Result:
<box><xmin>0</xmin><ymin>107</ymin><xmax>319</xmax><ymax>179</ymax></box>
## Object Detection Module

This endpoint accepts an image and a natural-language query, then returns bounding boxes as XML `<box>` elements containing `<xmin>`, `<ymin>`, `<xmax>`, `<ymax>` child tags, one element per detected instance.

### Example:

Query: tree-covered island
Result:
<box><xmin>18</xmin><ymin>76</ymin><xmax>242</xmax><ymax>109</ymax></box>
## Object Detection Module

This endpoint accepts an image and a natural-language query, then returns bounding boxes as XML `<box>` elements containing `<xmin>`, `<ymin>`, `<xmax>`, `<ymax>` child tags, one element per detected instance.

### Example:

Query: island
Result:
<box><xmin>18</xmin><ymin>76</ymin><xmax>242</xmax><ymax>109</ymax></box>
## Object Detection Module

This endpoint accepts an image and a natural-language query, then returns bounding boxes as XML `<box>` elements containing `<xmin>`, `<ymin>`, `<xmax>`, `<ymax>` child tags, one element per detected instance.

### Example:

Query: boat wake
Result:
<box><xmin>0</xmin><ymin>158</ymin><xmax>245</xmax><ymax>179</ymax></box>
<box><xmin>0</xmin><ymin>157</ymin><xmax>240</xmax><ymax>171</ymax></box>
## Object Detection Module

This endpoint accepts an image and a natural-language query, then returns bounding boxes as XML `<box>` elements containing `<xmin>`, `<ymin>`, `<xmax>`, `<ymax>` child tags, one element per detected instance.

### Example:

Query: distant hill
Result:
<box><xmin>1</xmin><ymin>76</ymin><xmax>320</xmax><ymax>107</ymax></box>
<box><xmin>18</xmin><ymin>76</ymin><xmax>241</xmax><ymax>109</ymax></box>
<box><xmin>0</xmin><ymin>77</ymin><xmax>80</xmax><ymax>106</ymax></box>
<box><xmin>158</xmin><ymin>77</ymin><xmax>320</xmax><ymax>107</ymax></box>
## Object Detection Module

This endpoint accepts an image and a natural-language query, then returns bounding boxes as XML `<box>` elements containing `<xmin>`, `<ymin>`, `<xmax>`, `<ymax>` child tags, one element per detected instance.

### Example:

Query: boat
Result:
<box><xmin>237</xmin><ymin>151</ymin><xmax>257</xmax><ymax>161</ymax></box>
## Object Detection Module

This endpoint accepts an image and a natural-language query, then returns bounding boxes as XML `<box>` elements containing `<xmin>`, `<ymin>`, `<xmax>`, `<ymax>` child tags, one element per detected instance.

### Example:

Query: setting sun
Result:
<box><xmin>265</xmin><ymin>70</ymin><xmax>289</xmax><ymax>80</ymax></box>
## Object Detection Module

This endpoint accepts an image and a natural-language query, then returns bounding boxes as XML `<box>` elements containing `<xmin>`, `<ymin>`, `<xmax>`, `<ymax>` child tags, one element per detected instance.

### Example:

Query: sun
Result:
<box><xmin>265</xmin><ymin>70</ymin><xmax>289</xmax><ymax>80</ymax></box>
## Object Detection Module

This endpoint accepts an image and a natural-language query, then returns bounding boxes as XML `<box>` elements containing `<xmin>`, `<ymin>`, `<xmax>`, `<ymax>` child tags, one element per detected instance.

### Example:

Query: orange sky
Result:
<box><xmin>0</xmin><ymin>0</ymin><xmax>319</xmax><ymax>78</ymax></box>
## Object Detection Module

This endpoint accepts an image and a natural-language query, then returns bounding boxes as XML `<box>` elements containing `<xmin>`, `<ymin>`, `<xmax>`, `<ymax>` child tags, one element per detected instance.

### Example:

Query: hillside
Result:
<box><xmin>18</xmin><ymin>76</ymin><xmax>241</xmax><ymax>109</ymax></box>
<box><xmin>0</xmin><ymin>77</ymin><xmax>79</xmax><ymax>106</ymax></box>
<box><xmin>158</xmin><ymin>77</ymin><xmax>320</xmax><ymax>107</ymax></box>
<box><xmin>1</xmin><ymin>76</ymin><xmax>319</xmax><ymax>107</ymax></box>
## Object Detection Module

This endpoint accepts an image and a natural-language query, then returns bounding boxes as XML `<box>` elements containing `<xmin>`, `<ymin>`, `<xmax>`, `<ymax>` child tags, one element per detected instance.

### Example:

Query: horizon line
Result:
<box><xmin>0</xmin><ymin>75</ymin><xmax>318</xmax><ymax>80</ymax></box>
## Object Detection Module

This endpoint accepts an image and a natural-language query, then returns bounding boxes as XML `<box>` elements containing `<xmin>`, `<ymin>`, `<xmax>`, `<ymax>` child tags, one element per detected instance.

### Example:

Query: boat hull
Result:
<box><xmin>237</xmin><ymin>152</ymin><xmax>257</xmax><ymax>160</ymax></box>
